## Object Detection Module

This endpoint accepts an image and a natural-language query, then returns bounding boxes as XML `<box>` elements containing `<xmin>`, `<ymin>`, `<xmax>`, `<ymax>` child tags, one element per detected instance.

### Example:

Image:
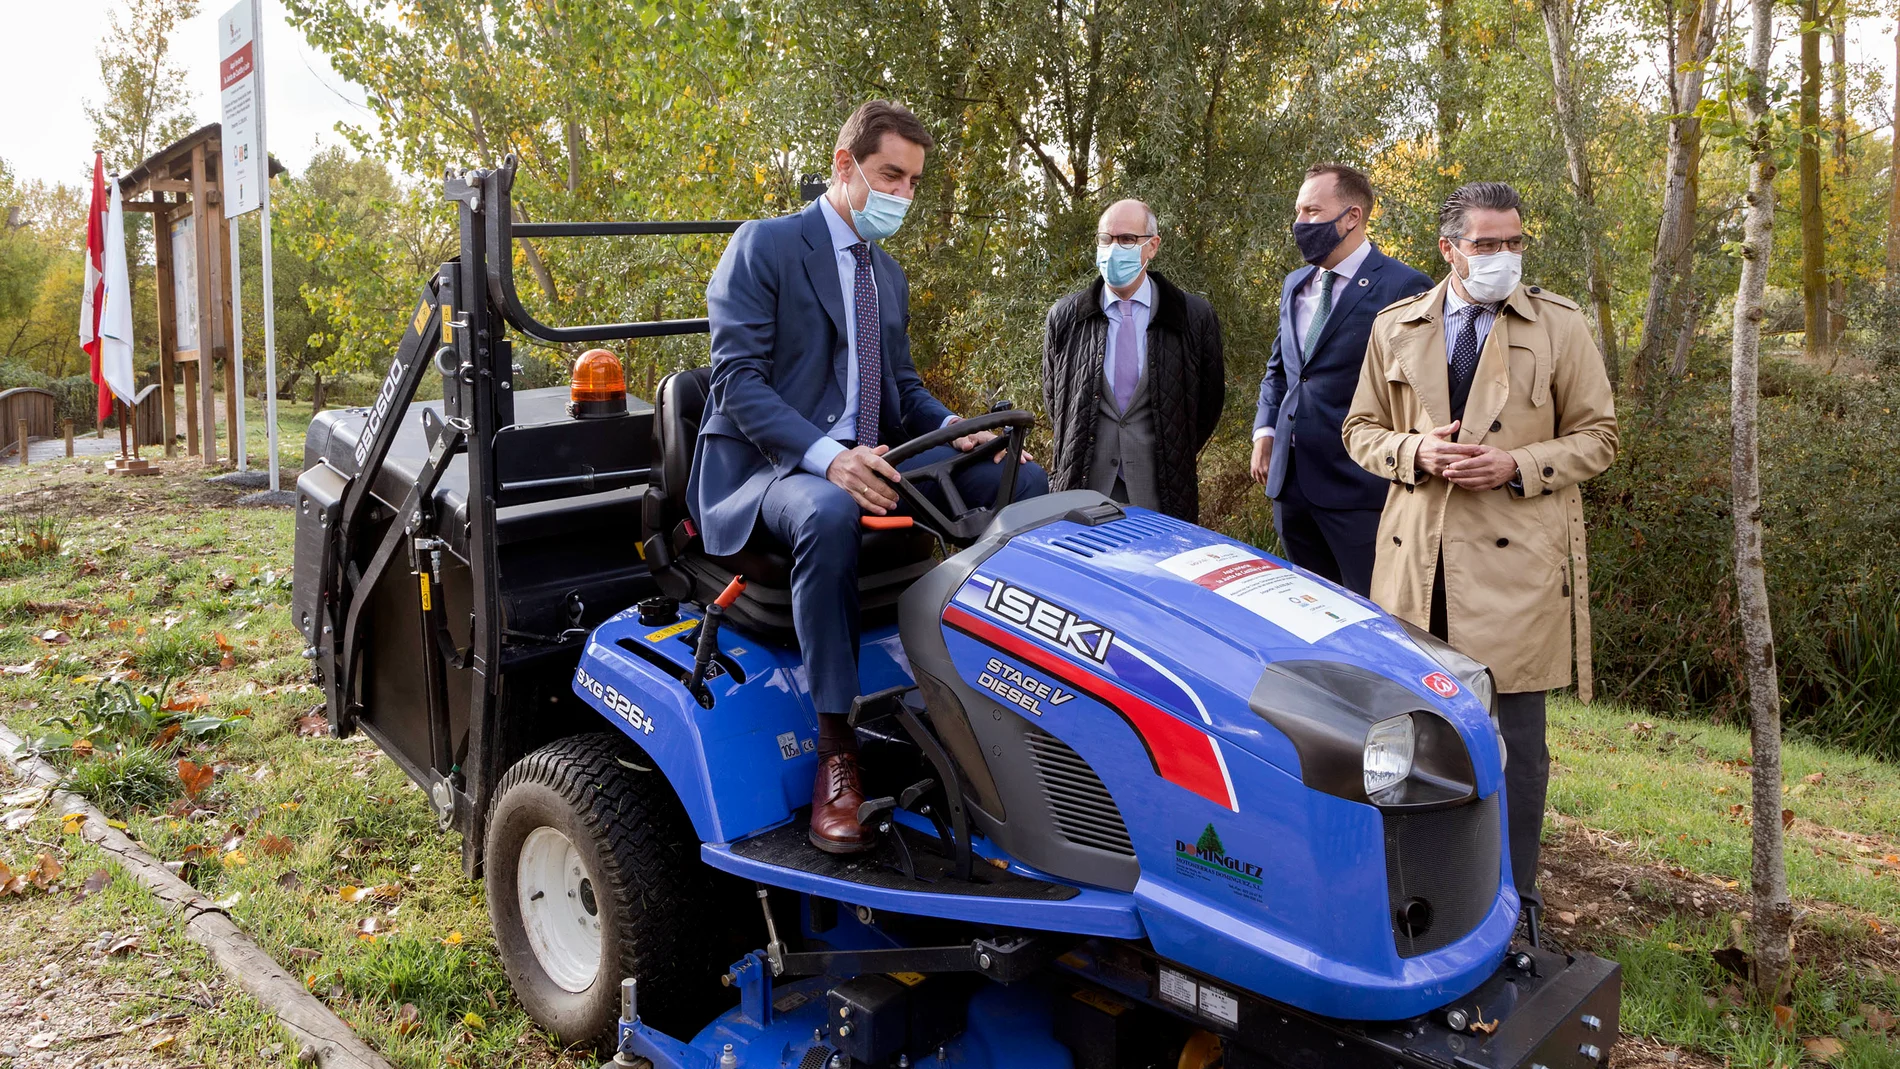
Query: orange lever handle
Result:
<box><xmin>714</xmin><ymin>575</ymin><xmax>747</xmax><ymax>608</ymax></box>
<box><xmin>860</xmin><ymin>515</ymin><xmax>915</xmax><ymax>530</ymax></box>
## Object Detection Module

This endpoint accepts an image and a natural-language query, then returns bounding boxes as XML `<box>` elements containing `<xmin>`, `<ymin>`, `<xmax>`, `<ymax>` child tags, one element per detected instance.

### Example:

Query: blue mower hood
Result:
<box><xmin>897</xmin><ymin>492</ymin><xmax>1517</xmax><ymax>1020</ymax></box>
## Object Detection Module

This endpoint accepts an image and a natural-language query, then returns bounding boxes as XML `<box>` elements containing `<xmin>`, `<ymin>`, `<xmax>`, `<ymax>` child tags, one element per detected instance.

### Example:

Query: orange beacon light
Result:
<box><xmin>568</xmin><ymin>348</ymin><xmax>628</xmax><ymax>418</ymax></box>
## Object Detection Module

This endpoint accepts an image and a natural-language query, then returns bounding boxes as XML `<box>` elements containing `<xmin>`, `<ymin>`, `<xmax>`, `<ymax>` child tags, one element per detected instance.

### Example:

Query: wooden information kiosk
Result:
<box><xmin>117</xmin><ymin>124</ymin><xmax>282</xmax><ymax>464</ymax></box>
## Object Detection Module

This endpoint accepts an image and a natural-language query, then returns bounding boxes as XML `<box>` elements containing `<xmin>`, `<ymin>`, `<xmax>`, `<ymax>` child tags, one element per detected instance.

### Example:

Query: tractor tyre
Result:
<box><xmin>484</xmin><ymin>733</ymin><xmax>725</xmax><ymax>1050</ymax></box>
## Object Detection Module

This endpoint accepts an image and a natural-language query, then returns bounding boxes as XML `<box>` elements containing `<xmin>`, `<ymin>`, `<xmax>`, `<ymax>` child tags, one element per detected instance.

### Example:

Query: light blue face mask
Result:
<box><xmin>848</xmin><ymin>155</ymin><xmax>912</xmax><ymax>243</ymax></box>
<box><xmin>1096</xmin><ymin>241</ymin><xmax>1146</xmax><ymax>288</ymax></box>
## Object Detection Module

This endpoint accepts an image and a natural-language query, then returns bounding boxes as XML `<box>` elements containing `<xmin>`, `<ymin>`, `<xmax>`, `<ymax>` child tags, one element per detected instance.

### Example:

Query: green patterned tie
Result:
<box><xmin>1303</xmin><ymin>270</ymin><xmax>1337</xmax><ymax>359</ymax></box>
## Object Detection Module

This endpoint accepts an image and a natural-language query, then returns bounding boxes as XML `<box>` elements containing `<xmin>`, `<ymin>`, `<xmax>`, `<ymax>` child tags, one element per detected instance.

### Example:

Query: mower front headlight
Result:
<box><xmin>1363</xmin><ymin>715</ymin><xmax>1416</xmax><ymax>797</ymax></box>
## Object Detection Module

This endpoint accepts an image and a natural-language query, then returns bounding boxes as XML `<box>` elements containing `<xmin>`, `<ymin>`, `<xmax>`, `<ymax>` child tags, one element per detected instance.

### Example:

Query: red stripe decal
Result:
<box><xmin>943</xmin><ymin>604</ymin><xmax>1231</xmax><ymax>809</ymax></box>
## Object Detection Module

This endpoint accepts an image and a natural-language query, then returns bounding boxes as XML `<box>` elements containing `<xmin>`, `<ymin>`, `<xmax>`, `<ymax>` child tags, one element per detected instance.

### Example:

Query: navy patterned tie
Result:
<box><xmin>1449</xmin><ymin>304</ymin><xmax>1484</xmax><ymax>423</ymax></box>
<box><xmin>848</xmin><ymin>243</ymin><xmax>882</xmax><ymax>447</ymax></box>
<box><xmin>1302</xmin><ymin>270</ymin><xmax>1337</xmax><ymax>359</ymax></box>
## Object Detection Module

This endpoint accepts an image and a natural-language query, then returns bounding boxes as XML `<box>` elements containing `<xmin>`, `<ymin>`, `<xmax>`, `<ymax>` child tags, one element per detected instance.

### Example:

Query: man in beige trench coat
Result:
<box><xmin>1343</xmin><ymin>181</ymin><xmax>1616</xmax><ymax>906</ymax></box>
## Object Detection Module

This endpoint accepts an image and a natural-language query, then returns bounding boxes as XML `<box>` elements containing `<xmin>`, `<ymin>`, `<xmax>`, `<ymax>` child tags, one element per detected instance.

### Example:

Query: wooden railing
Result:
<box><xmin>0</xmin><ymin>388</ymin><xmax>55</xmax><ymax>454</ymax></box>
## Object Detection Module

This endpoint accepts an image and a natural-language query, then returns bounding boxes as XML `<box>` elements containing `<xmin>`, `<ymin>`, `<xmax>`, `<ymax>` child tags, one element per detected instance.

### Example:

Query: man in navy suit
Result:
<box><xmin>1252</xmin><ymin>164</ymin><xmax>1433</xmax><ymax>595</ymax></box>
<box><xmin>692</xmin><ymin>100</ymin><xmax>1049</xmax><ymax>854</ymax></box>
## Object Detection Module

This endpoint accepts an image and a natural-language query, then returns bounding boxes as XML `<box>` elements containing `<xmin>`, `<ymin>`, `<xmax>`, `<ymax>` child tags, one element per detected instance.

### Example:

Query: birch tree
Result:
<box><xmin>1636</xmin><ymin>0</ymin><xmax>1720</xmax><ymax>389</ymax></box>
<box><xmin>1539</xmin><ymin>0</ymin><xmax>1621</xmax><ymax>384</ymax></box>
<box><xmin>1728</xmin><ymin>0</ymin><xmax>1794</xmax><ymax>1000</ymax></box>
<box><xmin>1797</xmin><ymin>0</ymin><xmax>1826</xmax><ymax>354</ymax></box>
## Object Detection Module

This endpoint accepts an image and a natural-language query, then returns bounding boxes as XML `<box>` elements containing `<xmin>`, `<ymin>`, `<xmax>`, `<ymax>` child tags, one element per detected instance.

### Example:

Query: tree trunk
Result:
<box><xmin>1670</xmin><ymin>287</ymin><xmax>1702</xmax><ymax>377</ymax></box>
<box><xmin>1539</xmin><ymin>0</ymin><xmax>1621</xmax><ymax>386</ymax></box>
<box><xmin>312</xmin><ymin>372</ymin><xmax>326</xmax><ymax>414</ymax></box>
<box><xmin>1798</xmin><ymin>0</ymin><xmax>1827</xmax><ymax>354</ymax></box>
<box><xmin>1889</xmin><ymin>24</ymin><xmax>1900</xmax><ymax>289</ymax></box>
<box><xmin>1637</xmin><ymin>0</ymin><xmax>1719</xmax><ymax>389</ymax></box>
<box><xmin>1827</xmin><ymin>8</ymin><xmax>1847</xmax><ymax>340</ymax></box>
<box><xmin>1732</xmin><ymin>0</ymin><xmax>1794</xmax><ymax>1001</ymax></box>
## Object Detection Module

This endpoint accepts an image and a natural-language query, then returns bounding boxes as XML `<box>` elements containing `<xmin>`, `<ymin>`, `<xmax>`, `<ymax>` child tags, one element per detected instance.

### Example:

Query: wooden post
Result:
<box><xmin>16</xmin><ymin>419</ymin><xmax>26</xmax><ymax>467</ymax></box>
<box><xmin>217</xmin><ymin>200</ymin><xmax>238</xmax><ymax>467</ymax></box>
<box><xmin>154</xmin><ymin>195</ymin><xmax>178</xmax><ymax>457</ymax></box>
<box><xmin>62</xmin><ymin>420</ymin><xmax>73</xmax><ymax>457</ymax></box>
<box><xmin>190</xmin><ymin>143</ymin><xmax>222</xmax><ymax>465</ymax></box>
<box><xmin>183</xmin><ymin>362</ymin><xmax>200</xmax><ymax>456</ymax></box>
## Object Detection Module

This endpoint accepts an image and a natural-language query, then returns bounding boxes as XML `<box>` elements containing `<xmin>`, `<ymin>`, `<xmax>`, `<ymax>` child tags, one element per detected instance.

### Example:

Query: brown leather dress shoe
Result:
<box><xmin>809</xmin><ymin>750</ymin><xmax>874</xmax><ymax>855</ymax></box>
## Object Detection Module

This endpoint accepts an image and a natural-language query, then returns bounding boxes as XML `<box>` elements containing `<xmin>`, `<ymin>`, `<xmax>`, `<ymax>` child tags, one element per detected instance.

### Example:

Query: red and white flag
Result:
<box><xmin>79</xmin><ymin>152</ymin><xmax>107</xmax><ymax>421</ymax></box>
<box><xmin>98</xmin><ymin>181</ymin><xmax>136</xmax><ymax>414</ymax></box>
<box><xmin>77</xmin><ymin>153</ymin><xmax>135</xmax><ymax>423</ymax></box>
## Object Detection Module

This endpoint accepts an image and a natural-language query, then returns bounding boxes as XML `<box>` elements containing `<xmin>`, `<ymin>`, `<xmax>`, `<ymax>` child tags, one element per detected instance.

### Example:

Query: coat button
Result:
<box><xmin>1543</xmin><ymin>466</ymin><xmax>1554</xmax><ymax>477</ymax></box>
<box><xmin>1392</xmin><ymin>536</ymin><xmax>1402</xmax><ymax>545</ymax></box>
<box><xmin>1490</xmin><ymin>420</ymin><xmax>1501</xmax><ymax>432</ymax></box>
<box><xmin>1386</xmin><ymin>457</ymin><xmax>1395</xmax><ymax>467</ymax></box>
<box><xmin>1529</xmin><ymin>286</ymin><xmax>1542</xmax><ymax>294</ymax></box>
<box><xmin>1542</xmin><ymin>488</ymin><xmax>1553</xmax><ymax>496</ymax></box>
<box><xmin>1496</xmin><ymin>537</ymin><xmax>1509</xmax><ymax>547</ymax></box>
<box><xmin>827</xmin><ymin>414</ymin><xmax>837</xmax><ymax>423</ymax></box>
<box><xmin>1407</xmin><ymin>428</ymin><xmax>1418</xmax><ymax>434</ymax></box>
<box><xmin>1299</xmin><ymin>374</ymin><xmax>1309</xmax><ymax>382</ymax></box>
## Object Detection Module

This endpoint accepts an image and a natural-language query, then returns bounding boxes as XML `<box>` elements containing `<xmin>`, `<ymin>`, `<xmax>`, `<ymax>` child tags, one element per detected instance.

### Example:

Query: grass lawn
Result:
<box><xmin>0</xmin><ymin>454</ymin><xmax>1895</xmax><ymax>1067</ymax></box>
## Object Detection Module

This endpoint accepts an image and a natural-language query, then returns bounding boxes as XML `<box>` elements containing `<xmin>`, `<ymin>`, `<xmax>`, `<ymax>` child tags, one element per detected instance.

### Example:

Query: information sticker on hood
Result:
<box><xmin>1156</xmin><ymin>544</ymin><xmax>1375</xmax><ymax>643</ymax></box>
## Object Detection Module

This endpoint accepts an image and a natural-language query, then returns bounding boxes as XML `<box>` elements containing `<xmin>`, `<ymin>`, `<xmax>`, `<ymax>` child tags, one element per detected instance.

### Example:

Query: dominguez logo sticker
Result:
<box><xmin>1175</xmin><ymin>824</ymin><xmax>1263</xmax><ymax>902</ymax></box>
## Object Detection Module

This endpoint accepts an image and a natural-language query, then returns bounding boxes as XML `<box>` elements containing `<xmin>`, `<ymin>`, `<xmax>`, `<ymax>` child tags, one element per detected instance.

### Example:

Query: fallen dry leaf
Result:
<box><xmin>257</xmin><ymin>833</ymin><xmax>293</xmax><ymax>858</ymax></box>
<box><xmin>70</xmin><ymin>738</ymin><xmax>93</xmax><ymax>758</ymax></box>
<box><xmin>176</xmin><ymin>759</ymin><xmax>214</xmax><ymax>799</ymax></box>
<box><xmin>462</xmin><ymin>1012</ymin><xmax>485</xmax><ymax>1031</ymax></box>
<box><xmin>395</xmin><ymin>1003</ymin><xmax>421</xmax><ymax>1036</ymax></box>
<box><xmin>146</xmin><ymin>1032</ymin><xmax>178</xmax><ymax>1052</ymax></box>
<box><xmin>105</xmin><ymin>935</ymin><xmax>141</xmax><ymax>956</ymax></box>
<box><xmin>356</xmin><ymin>916</ymin><xmax>381</xmax><ymax>939</ymax></box>
<box><xmin>1781</xmin><ymin>808</ymin><xmax>1796</xmax><ymax>830</ymax></box>
<box><xmin>221</xmin><ymin>849</ymin><xmax>248</xmax><ymax>868</ymax></box>
<box><xmin>276</xmin><ymin>870</ymin><xmax>303</xmax><ymax>891</ymax></box>
<box><xmin>1802</xmin><ymin>1036</ymin><xmax>1844</xmax><ymax>1061</ymax></box>
<box><xmin>293</xmin><ymin>714</ymin><xmax>329</xmax><ymax>738</ymax></box>
<box><xmin>153</xmin><ymin>723</ymin><xmax>182</xmax><ymax>747</ymax></box>
<box><xmin>1773</xmin><ymin>1003</ymin><xmax>1796</xmax><ymax>1033</ymax></box>
<box><xmin>163</xmin><ymin>693</ymin><xmax>211</xmax><ymax>713</ymax></box>
<box><xmin>341</xmin><ymin>883</ymin><xmax>402</xmax><ymax>905</ymax></box>
<box><xmin>26</xmin><ymin>852</ymin><xmax>62</xmax><ymax>890</ymax></box>
<box><xmin>24</xmin><ymin>1033</ymin><xmax>54</xmax><ymax>1050</ymax></box>
<box><xmin>0</xmin><ymin>860</ymin><xmax>25</xmax><ymax>896</ymax></box>
<box><xmin>59</xmin><ymin>812</ymin><xmax>87</xmax><ymax>835</ymax></box>
<box><xmin>1863</xmin><ymin>1004</ymin><xmax>1896</xmax><ymax>1033</ymax></box>
<box><xmin>441</xmin><ymin>930</ymin><xmax>463</xmax><ymax>946</ymax></box>
<box><xmin>1801</xmin><ymin>771</ymin><xmax>1826</xmax><ymax>785</ymax></box>
<box><xmin>78</xmin><ymin>868</ymin><xmax>110</xmax><ymax>899</ymax></box>
<box><xmin>37</xmin><ymin>630</ymin><xmax>72</xmax><ymax>646</ymax></box>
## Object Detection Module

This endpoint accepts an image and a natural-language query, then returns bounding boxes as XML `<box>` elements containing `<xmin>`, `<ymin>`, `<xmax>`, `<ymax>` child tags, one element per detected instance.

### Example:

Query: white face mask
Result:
<box><xmin>1457</xmin><ymin>249</ymin><xmax>1522</xmax><ymax>304</ymax></box>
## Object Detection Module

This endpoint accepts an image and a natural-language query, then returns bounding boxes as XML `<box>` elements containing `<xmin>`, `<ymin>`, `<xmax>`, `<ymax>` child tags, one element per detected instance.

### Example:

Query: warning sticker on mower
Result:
<box><xmin>1157</xmin><ymin>967</ymin><xmax>1241</xmax><ymax>1028</ymax></box>
<box><xmin>1156</xmin><ymin>544</ymin><xmax>1374</xmax><ymax>644</ymax></box>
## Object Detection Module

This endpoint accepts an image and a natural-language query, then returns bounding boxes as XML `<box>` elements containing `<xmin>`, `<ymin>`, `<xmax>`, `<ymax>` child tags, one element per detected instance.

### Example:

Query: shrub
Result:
<box><xmin>1587</xmin><ymin>354</ymin><xmax>1900</xmax><ymax>756</ymax></box>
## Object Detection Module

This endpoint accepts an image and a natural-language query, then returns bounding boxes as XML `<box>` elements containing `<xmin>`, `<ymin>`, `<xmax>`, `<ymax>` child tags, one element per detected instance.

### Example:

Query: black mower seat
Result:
<box><xmin>642</xmin><ymin>366</ymin><xmax>938</xmax><ymax>640</ymax></box>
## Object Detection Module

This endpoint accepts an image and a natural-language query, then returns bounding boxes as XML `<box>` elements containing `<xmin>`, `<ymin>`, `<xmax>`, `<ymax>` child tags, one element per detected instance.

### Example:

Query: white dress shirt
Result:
<box><xmin>1442</xmin><ymin>284</ymin><xmax>1500</xmax><ymax>363</ymax></box>
<box><xmin>1101</xmin><ymin>274</ymin><xmax>1154</xmax><ymax>399</ymax></box>
<box><xmin>800</xmin><ymin>196</ymin><xmax>956</xmax><ymax>477</ymax></box>
<box><xmin>1255</xmin><ymin>238</ymin><xmax>1374</xmax><ymax>442</ymax></box>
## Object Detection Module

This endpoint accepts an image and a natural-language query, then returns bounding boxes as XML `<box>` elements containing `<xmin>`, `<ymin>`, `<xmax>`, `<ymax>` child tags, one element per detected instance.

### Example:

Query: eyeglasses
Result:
<box><xmin>1451</xmin><ymin>235</ymin><xmax>1532</xmax><ymax>255</ymax></box>
<box><xmin>1096</xmin><ymin>232</ymin><xmax>1156</xmax><ymax>248</ymax></box>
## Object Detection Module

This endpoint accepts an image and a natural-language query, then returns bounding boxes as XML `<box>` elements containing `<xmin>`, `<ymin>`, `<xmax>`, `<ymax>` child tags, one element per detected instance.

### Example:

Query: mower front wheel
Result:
<box><xmin>484</xmin><ymin>734</ymin><xmax>721</xmax><ymax>1049</ymax></box>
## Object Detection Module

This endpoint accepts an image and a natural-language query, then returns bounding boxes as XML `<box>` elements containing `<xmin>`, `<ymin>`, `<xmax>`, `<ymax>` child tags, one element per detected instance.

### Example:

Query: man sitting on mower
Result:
<box><xmin>691</xmin><ymin>99</ymin><xmax>1049</xmax><ymax>855</ymax></box>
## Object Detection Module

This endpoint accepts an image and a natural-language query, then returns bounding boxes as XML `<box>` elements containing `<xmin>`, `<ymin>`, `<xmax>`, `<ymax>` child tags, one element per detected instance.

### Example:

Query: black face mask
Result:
<box><xmin>1292</xmin><ymin>208</ymin><xmax>1354</xmax><ymax>265</ymax></box>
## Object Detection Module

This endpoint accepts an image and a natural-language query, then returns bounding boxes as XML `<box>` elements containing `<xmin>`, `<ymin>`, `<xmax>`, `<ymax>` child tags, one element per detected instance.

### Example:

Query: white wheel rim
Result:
<box><xmin>517</xmin><ymin>826</ymin><xmax>603</xmax><ymax>993</ymax></box>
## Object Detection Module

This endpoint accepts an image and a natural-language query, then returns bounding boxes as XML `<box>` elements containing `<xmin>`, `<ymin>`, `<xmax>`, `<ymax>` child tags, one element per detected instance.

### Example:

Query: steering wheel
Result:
<box><xmin>875</xmin><ymin>409</ymin><xmax>1035</xmax><ymax>546</ymax></box>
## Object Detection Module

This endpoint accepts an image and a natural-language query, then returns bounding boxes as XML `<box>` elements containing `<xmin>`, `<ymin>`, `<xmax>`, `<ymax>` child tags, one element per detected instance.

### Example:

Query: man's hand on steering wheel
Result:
<box><xmin>826</xmin><ymin>445</ymin><xmax>902</xmax><ymax>515</ymax></box>
<box><xmin>947</xmin><ymin>415</ymin><xmax>1035</xmax><ymax>463</ymax></box>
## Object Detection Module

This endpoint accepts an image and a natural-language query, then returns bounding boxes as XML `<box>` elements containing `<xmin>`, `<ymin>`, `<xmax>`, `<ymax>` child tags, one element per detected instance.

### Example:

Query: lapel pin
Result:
<box><xmin>1357</xmin><ymin>278</ymin><xmax>1369</xmax><ymax>286</ymax></box>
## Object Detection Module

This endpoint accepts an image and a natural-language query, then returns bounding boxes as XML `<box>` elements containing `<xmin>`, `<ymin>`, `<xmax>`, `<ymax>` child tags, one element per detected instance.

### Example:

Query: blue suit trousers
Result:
<box><xmin>759</xmin><ymin>447</ymin><xmax>1049</xmax><ymax>716</ymax></box>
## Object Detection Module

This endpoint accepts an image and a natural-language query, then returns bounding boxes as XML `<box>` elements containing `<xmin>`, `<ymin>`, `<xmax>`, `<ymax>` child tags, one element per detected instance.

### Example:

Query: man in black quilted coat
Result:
<box><xmin>1042</xmin><ymin>199</ymin><xmax>1226</xmax><ymax>521</ymax></box>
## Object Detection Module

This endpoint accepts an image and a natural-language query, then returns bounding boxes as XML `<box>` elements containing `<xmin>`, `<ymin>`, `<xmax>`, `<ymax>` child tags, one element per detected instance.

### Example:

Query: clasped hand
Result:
<box><xmin>1416</xmin><ymin>421</ymin><xmax>1517</xmax><ymax>491</ymax></box>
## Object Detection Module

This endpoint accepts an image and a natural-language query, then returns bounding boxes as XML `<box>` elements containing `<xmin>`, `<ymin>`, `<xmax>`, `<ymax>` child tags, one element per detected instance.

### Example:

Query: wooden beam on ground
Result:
<box><xmin>0</xmin><ymin>724</ymin><xmax>397</xmax><ymax>1069</ymax></box>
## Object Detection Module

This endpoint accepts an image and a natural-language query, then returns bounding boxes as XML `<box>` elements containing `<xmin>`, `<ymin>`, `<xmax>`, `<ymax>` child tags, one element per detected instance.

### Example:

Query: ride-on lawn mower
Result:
<box><xmin>293</xmin><ymin>159</ymin><xmax>1619</xmax><ymax>1069</ymax></box>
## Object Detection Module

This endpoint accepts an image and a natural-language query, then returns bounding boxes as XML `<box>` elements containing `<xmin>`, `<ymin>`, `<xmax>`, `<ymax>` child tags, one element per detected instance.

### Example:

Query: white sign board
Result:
<box><xmin>218</xmin><ymin>0</ymin><xmax>263</xmax><ymax>218</ymax></box>
<box><xmin>170</xmin><ymin>215</ymin><xmax>199</xmax><ymax>351</ymax></box>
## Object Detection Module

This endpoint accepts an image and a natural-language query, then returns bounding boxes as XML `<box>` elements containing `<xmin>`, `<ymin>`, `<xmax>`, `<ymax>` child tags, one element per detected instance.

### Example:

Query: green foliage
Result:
<box><xmin>85</xmin><ymin>0</ymin><xmax>202</xmax><ymax>173</ymax></box>
<box><xmin>1588</xmin><ymin>356</ymin><xmax>1900</xmax><ymax>756</ymax></box>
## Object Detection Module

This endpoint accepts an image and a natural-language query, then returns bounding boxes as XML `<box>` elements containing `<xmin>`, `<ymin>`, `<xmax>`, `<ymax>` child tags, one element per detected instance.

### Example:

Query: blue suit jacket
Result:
<box><xmin>689</xmin><ymin>200</ymin><xmax>954</xmax><ymax>557</ymax></box>
<box><xmin>1253</xmin><ymin>244</ymin><xmax>1433</xmax><ymax>510</ymax></box>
